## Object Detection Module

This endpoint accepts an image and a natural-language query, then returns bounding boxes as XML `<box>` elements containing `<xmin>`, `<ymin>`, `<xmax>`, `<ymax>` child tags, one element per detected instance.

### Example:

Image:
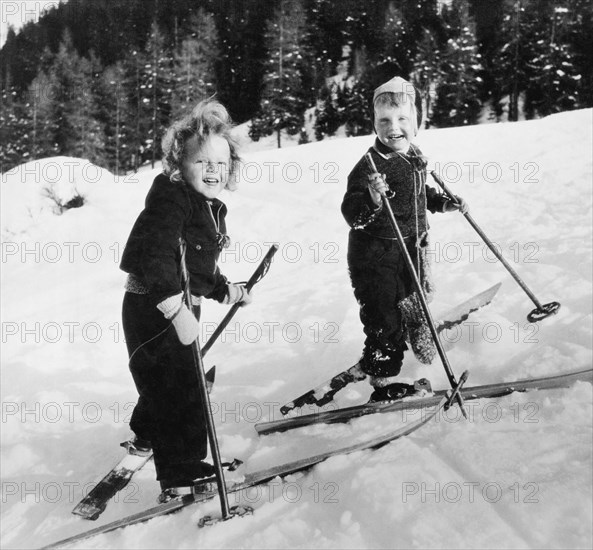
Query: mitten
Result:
<box><xmin>222</xmin><ymin>283</ymin><xmax>252</xmax><ymax>306</ymax></box>
<box><xmin>157</xmin><ymin>294</ymin><xmax>199</xmax><ymax>345</ymax></box>
<box><xmin>444</xmin><ymin>195</ymin><xmax>469</xmax><ymax>214</ymax></box>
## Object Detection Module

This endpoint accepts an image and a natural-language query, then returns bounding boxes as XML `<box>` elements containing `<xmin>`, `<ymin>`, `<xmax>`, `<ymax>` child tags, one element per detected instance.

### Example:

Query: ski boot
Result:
<box><xmin>120</xmin><ymin>435</ymin><xmax>152</xmax><ymax>457</ymax></box>
<box><xmin>368</xmin><ymin>377</ymin><xmax>432</xmax><ymax>403</ymax></box>
<box><xmin>157</xmin><ymin>459</ymin><xmax>244</xmax><ymax>503</ymax></box>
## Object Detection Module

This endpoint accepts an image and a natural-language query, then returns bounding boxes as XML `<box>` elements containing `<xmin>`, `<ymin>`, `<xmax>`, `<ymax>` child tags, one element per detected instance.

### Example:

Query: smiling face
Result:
<box><xmin>373</xmin><ymin>101</ymin><xmax>415</xmax><ymax>153</ymax></box>
<box><xmin>181</xmin><ymin>134</ymin><xmax>231</xmax><ymax>199</ymax></box>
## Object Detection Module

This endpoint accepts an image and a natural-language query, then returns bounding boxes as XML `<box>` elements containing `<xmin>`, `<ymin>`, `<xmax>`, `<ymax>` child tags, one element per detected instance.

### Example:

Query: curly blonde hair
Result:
<box><xmin>162</xmin><ymin>99</ymin><xmax>241</xmax><ymax>190</ymax></box>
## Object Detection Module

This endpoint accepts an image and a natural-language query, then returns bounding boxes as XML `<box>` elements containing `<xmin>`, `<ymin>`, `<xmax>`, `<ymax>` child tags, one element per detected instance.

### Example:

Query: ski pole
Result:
<box><xmin>179</xmin><ymin>239</ymin><xmax>231</xmax><ymax>520</ymax></box>
<box><xmin>430</xmin><ymin>170</ymin><xmax>561</xmax><ymax>323</ymax></box>
<box><xmin>202</xmin><ymin>244</ymin><xmax>279</xmax><ymax>356</ymax></box>
<box><xmin>201</xmin><ymin>244</ymin><xmax>279</xmax><ymax>384</ymax></box>
<box><xmin>365</xmin><ymin>153</ymin><xmax>468</xmax><ymax>419</ymax></box>
<box><xmin>179</xmin><ymin>241</ymin><xmax>279</xmax><ymax>521</ymax></box>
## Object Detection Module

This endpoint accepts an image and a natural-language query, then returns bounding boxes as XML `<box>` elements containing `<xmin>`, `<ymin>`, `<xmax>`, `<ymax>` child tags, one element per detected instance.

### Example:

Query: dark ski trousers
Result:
<box><xmin>347</xmin><ymin>230</ymin><xmax>418</xmax><ymax>378</ymax></box>
<box><xmin>122</xmin><ymin>292</ymin><xmax>208</xmax><ymax>482</ymax></box>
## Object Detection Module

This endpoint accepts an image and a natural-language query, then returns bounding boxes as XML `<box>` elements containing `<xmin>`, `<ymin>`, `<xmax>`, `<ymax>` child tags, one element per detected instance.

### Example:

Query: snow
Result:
<box><xmin>1</xmin><ymin>109</ymin><xmax>592</xmax><ymax>549</ymax></box>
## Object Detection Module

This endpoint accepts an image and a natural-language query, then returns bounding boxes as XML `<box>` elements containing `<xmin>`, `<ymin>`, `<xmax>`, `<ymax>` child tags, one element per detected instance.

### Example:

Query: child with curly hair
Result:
<box><xmin>120</xmin><ymin>99</ymin><xmax>250</xmax><ymax>497</ymax></box>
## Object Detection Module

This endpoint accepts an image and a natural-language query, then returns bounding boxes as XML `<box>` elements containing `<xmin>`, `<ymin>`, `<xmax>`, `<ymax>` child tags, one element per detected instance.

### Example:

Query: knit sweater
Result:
<box><xmin>342</xmin><ymin>139</ymin><xmax>449</xmax><ymax>240</ymax></box>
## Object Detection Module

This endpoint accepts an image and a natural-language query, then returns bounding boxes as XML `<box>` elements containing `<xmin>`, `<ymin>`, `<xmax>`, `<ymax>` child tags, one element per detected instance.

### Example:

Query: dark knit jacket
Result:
<box><xmin>120</xmin><ymin>174</ymin><xmax>229</xmax><ymax>304</ymax></box>
<box><xmin>342</xmin><ymin>139</ymin><xmax>449</xmax><ymax>239</ymax></box>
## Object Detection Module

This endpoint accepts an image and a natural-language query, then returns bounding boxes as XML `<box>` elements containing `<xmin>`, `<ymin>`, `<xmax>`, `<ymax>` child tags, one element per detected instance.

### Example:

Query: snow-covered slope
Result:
<box><xmin>1</xmin><ymin>110</ymin><xmax>592</xmax><ymax>549</ymax></box>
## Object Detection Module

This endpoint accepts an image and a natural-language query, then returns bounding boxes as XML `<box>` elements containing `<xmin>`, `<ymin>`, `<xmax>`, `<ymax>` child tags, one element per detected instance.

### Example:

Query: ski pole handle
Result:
<box><xmin>365</xmin><ymin>152</ymin><xmax>377</xmax><ymax>170</ymax></box>
<box><xmin>244</xmin><ymin>243</ymin><xmax>279</xmax><ymax>292</ymax></box>
<box><xmin>429</xmin><ymin>170</ymin><xmax>458</xmax><ymax>204</ymax></box>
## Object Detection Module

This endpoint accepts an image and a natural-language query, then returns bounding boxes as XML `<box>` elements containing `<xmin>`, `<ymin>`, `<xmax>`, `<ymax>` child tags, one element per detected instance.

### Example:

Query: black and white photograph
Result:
<box><xmin>1</xmin><ymin>0</ymin><xmax>591</xmax><ymax>548</ymax></box>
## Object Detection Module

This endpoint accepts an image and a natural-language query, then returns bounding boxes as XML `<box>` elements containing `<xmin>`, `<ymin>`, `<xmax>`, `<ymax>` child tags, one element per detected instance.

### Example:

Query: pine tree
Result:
<box><xmin>431</xmin><ymin>1</ymin><xmax>483</xmax><ymax>127</ymax></box>
<box><xmin>313</xmin><ymin>84</ymin><xmax>344</xmax><ymax>141</ymax></box>
<box><xmin>411</xmin><ymin>28</ymin><xmax>443</xmax><ymax>128</ymax></box>
<box><xmin>523</xmin><ymin>1</ymin><xmax>583</xmax><ymax>117</ymax></box>
<box><xmin>313</xmin><ymin>43</ymin><xmax>354</xmax><ymax>141</ymax></box>
<box><xmin>567</xmin><ymin>0</ymin><xmax>593</xmax><ymax>108</ymax></box>
<box><xmin>494</xmin><ymin>0</ymin><xmax>536</xmax><ymax>121</ymax></box>
<box><xmin>0</xmin><ymin>88</ymin><xmax>33</xmax><ymax>171</ymax></box>
<box><xmin>171</xmin><ymin>9</ymin><xmax>219</xmax><ymax>120</ymax></box>
<box><xmin>85</xmin><ymin>50</ymin><xmax>110</xmax><ymax>168</ymax></box>
<box><xmin>468</xmin><ymin>0</ymin><xmax>506</xmax><ymax>111</ymax></box>
<box><xmin>212</xmin><ymin>0</ymin><xmax>277</xmax><ymax>123</ymax></box>
<box><xmin>492</xmin><ymin>0</ymin><xmax>586</xmax><ymax>121</ymax></box>
<box><xmin>119</xmin><ymin>49</ymin><xmax>146</xmax><ymax>171</ymax></box>
<box><xmin>0</xmin><ymin>36</ymin><xmax>25</xmax><ymax>170</ymax></box>
<box><xmin>38</xmin><ymin>31</ymin><xmax>106</xmax><ymax>163</ymax></box>
<box><xmin>306</xmin><ymin>0</ymin><xmax>348</xmax><ymax>88</ymax></box>
<box><xmin>26</xmin><ymin>68</ymin><xmax>59</xmax><ymax>161</ymax></box>
<box><xmin>96</xmin><ymin>61</ymin><xmax>135</xmax><ymax>174</ymax></box>
<box><xmin>249</xmin><ymin>0</ymin><xmax>311</xmax><ymax>148</ymax></box>
<box><xmin>378</xmin><ymin>2</ymin><xmax>412</xmax><ymax>78</ymax></box>
<box><xmin>139</xmin><ymin>21</ymin><xmax>176</xmax><ymax>167</ymax></box>
<box><xmin>340</xmin><ymin>0</ymin><xmax>386</xmax><ymax>63</ymax></box>
<box><xmin>343</xmin><ymin>79</ymin><xmax>374</xmax><ymax>137</ymax></box>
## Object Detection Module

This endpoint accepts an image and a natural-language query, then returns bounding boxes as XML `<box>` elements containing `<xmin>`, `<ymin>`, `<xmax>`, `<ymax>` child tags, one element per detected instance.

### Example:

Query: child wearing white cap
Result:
<box><xmin>341</xmin><ymin>76</ymin><xmax>468</xmax><ymax>402</ymax></box>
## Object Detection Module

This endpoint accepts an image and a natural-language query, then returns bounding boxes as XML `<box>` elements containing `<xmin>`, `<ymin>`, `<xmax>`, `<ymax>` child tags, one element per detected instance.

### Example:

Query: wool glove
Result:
<box><xmin>444</xmin><ymin>195</ymin><xmax>469</xmax><ymax>214</ymax></box>
<box><xmin>367</xmin><ymin>172</ymin><xmax>389</xmax><ymax>207</ymax></box>
<box><xmin>157</xmin><ymin>294</ymin><xmax>199</xmax><ymax>345</ymax></box>
<box><xmin>222</xmin><ymin>283</ymin><xmax>252</xmax><ymax>306</ymax></box>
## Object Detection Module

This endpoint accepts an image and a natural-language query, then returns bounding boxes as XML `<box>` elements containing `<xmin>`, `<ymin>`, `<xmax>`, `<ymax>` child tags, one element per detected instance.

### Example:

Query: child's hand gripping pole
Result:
<box><xmin>364</xmin><ymin>153</ymin><xmax>469</xmax><ymax>418</ymax></box>
<box><xmin>430</xmin><ymin>170</ymin><xmax>560</xmax><ymax>323</ymax></box>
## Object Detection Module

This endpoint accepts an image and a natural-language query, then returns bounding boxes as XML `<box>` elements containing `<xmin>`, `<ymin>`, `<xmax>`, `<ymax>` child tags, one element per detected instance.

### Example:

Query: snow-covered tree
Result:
<box><xmin>343</xmin><ymin>78</ymin><xmax>374</xmax><ymax>137</ymax></box>
<box><xmin>493</xmin><ymin>0</ymin><xmax>531</xmax><ymax>121</ymax></box>
<box><xmin>523</xmin><ymin>1</ymin><xmax>584</xmax><ymax>117</ymax></box>
<box><xmin>379</xmin><ymin>2</ymin><xmax>412</xmax><ymax>77</ymax></box>
<box><xmin>171</xmin><ymin>9</ymin><xmax>219</xmax><ymax>120</ymax></box>
<box><xmin>314</xmin><ymin>84</ymin><xmax>344</xmax><ymax>141</ymax></box>
<box><xmin>306</xmin><ymin>0</ymin><xmax>351</xmax><ymax>84</ymax></box>
<box><xmin>38</xmin><ymin>31</ymin><xmax>105</xmax><ymax>164</ymax></box>
<box><xmin>493</xmin><ymin>0</ymin><xmax>586</xmax><ymax>121</ymax></box>
<box><xmin>140</xmin><ymin>21</ymin><xmax>176</xmax><ymax>167</ymax></box>
<box><xmin>567</xmin><ymin>0</ymin><xmax>593</xmax><ymax>108</ymax></box>
<box><xmin>117</xmin><ymin>49</ymin><xmax>146</xmax><ymax>171</ymax></box>
<box><xmin>411</xmin><ymin>28</ymin><xmax>443</xmax><ymax>128</ymax></box>
<box><xmin>26</xmin><ymin>68</ymin><xmax>59</xmax><ymax>161</ymax></box>
<box><xmin>249</xmin><ymin>0</ymin><xmax>311</xmax><ymax>148</ymax></box>
<box><xmin>0</xmin><ymin>88</ymin><xmax>35</xmax><ymax>170</ymax></box>
<box><xmin>96</xmin><ymin>61</ymin><xmax>135</xmax><ymax>174</ymax></box>
<box><xmin>431</xmin><ymin>2</ymin><xmax>482</xmax><ymax>127</ymax></box>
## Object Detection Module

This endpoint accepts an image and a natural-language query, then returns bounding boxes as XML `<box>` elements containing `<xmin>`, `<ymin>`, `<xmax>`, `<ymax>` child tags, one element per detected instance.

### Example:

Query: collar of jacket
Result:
<box><xmin>179</xmin><ymin>179</ymin><xmax>225</xmax><ymax>211</ymax></box>
<box><xmin>371</xmin><ymin>138</ymin><xmax>427</xmax><ymax>171</ymax></box>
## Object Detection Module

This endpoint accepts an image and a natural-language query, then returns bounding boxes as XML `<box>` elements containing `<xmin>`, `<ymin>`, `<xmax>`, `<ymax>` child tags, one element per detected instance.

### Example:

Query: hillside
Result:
<box><xmin>1</xmin><ymin>110</ymin><xmax>592</xmax><ymax>549</ymax></box>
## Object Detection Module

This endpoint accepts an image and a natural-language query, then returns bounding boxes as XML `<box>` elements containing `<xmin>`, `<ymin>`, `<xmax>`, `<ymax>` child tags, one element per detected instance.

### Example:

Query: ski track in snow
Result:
<box><xmin>1</xmin><ymin>110</ymin><xmax>592</xmax><ymax>549</ymax></box>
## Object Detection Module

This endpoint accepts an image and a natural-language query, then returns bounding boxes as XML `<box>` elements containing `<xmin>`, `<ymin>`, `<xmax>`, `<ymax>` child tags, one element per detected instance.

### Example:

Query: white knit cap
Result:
<box><xmin>372</xmin><ymin>76</ymin><xmax>422</xmax><ymax>129</ymax></box>
<box><xmin>373</xmin><ymin>76</ymin><xmax>416</xmax><ymax>104</ymax></box>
